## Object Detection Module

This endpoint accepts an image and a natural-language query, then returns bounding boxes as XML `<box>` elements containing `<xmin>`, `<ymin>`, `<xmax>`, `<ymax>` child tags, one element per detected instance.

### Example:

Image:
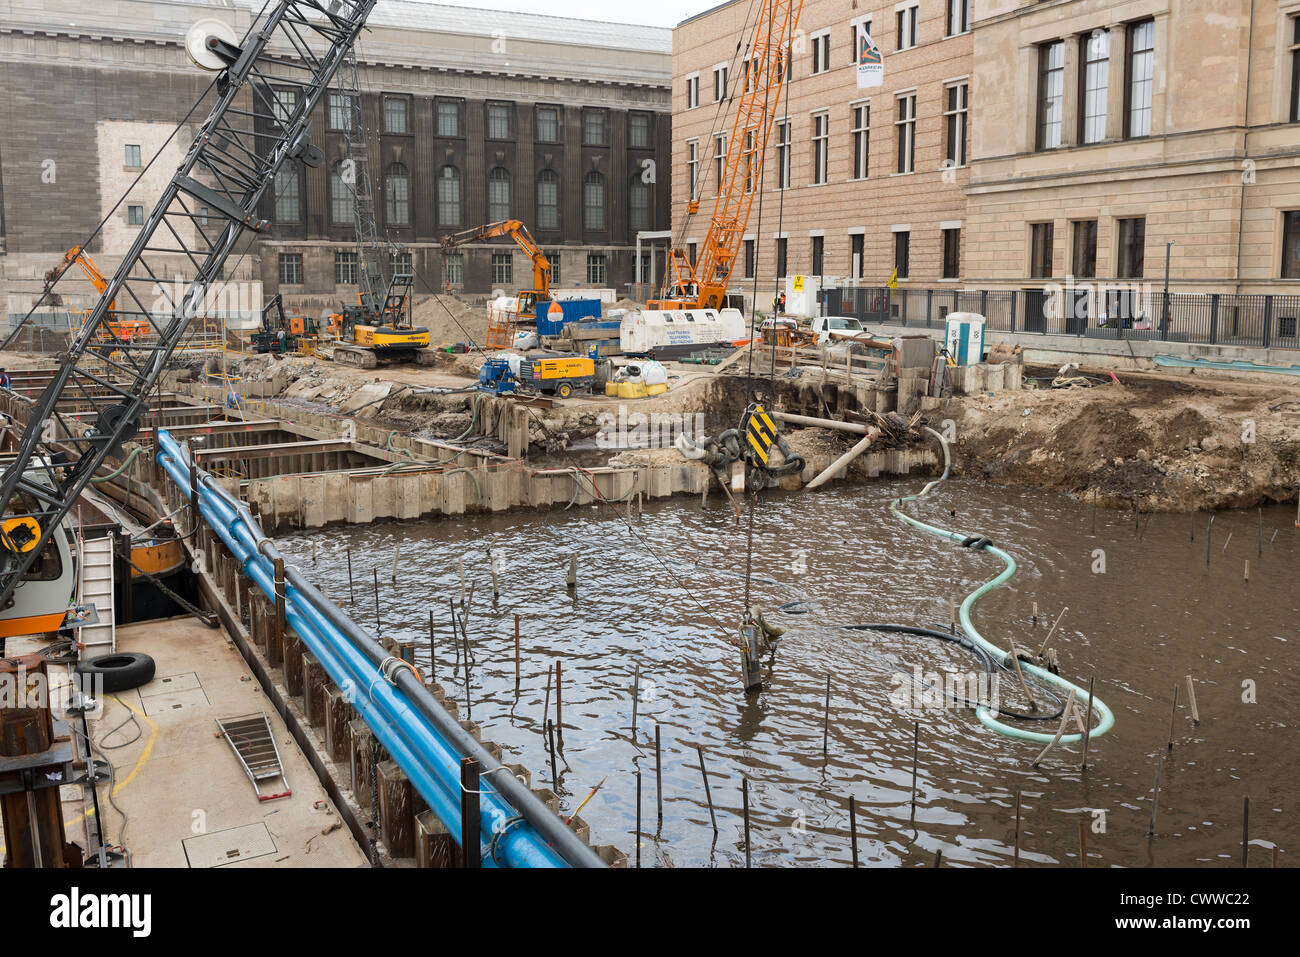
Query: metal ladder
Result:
<box><xmin>217</xmin><ymin>713</ymin><xmax>292</xmax><ymax>802</ymax></box>
<box><xmin>77</xmin><ymin>534</ymin><xmax>116</xmax><ymax>653</ymax></box>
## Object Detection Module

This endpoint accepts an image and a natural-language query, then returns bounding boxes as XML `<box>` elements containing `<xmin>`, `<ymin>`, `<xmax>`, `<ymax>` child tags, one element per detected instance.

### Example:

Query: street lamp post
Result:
<box><xmin>1162</xmin><ymin>240</ymin><xmax>1174</xmax><ymax>338</ymax></box>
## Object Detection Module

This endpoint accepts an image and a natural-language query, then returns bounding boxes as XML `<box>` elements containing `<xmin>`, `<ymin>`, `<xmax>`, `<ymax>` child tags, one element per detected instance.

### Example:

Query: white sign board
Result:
<box><xmin>856</xmin><ymin>30</ymin><xmax>883</xmax><ymax>88</ymax></box>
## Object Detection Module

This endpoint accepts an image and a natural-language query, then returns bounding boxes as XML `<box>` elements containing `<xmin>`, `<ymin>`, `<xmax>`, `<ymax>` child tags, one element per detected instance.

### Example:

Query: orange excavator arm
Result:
<box><xmin>438</xmin><ymin>220</ymin><xmax>551</xmax><ymax>298</ymax></box>
<box><xmin>48</xmin><ymin>246</ymin><xmax>117</xmax><ymax>315</ymax></box>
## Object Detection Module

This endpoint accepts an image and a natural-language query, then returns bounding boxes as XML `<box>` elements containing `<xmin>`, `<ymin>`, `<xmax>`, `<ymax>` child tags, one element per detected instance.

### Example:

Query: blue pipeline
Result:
<box><xmin>156</xmin><ymin>429</ymin><xmax>568</xmax><ymax>868</ymax></box>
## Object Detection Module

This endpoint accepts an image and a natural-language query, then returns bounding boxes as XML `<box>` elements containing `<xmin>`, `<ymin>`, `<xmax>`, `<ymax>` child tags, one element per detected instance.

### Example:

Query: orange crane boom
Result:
<box><xmin>653</xmin><ymin>0</ymin><xmax>804</xmax><ymax>311</ymax></box>
<box><xmin>438</xmin><ymin>219</ymin><xmax>551</xmax><ymax>302</ymax></box>
<box><xmin>46</xmin><ymin>246</ymin><xmax>150</xmax><ymax>341</ymax></box>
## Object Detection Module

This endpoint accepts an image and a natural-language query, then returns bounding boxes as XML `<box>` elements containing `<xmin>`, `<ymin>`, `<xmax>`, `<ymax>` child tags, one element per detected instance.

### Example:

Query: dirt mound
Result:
<box><xmin>412</xmin><ymin>294</ymin><xmax>489</xmax><ymax>348</ymax></box>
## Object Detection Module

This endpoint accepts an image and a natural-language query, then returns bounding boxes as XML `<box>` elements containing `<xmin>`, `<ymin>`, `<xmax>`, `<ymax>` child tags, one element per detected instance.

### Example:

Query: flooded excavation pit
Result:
<box><xmin>276</xmin><ymin>479</ymin><xmax>1298</xmax><ymax>868</ymax></box>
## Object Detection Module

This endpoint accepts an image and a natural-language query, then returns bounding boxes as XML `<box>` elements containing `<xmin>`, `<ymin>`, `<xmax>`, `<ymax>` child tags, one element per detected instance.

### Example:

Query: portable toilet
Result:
<box><xmin>944</xmin><ymin>312</ymin><xmax>986</xmax><ymax>366</ymax></box>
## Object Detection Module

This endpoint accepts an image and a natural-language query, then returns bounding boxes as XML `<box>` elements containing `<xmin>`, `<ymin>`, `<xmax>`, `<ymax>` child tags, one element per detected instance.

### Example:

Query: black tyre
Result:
<box><xmin>76</xmin><ymin>652</ymin><xmax>156</xmax><ymax>693</ymax></box>
<box><xmin>557</xmin><ymin>381</ymin><xmax>573</xmax><ymax>398</ymax></box>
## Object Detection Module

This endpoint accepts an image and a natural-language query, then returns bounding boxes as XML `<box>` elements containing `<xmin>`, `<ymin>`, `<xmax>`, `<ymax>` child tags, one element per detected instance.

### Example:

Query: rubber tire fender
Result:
<box><xmin>75</xmin><ymin>652</ymin><xmax>156</xmax><ymax>693</ymax></box>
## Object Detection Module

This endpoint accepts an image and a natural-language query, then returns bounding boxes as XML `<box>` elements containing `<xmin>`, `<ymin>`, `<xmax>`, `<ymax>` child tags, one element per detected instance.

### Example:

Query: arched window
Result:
<box><xmin>385</xmin><ymin>162</ymin><xmax>410</xmax><ymax>226</ymax></box>
<box><xmin>329</xmin><ymin>162</ymin><xmax>353</xmax><ymax>225</ymax></box>
<box><xmin>438</xmin><ymin>165</ymin><xmax>461</xmax><ymax>226</ymax></box>
<box><xmin>583</xmin><ymin>171</ymin><xmax>605</xmax><ymax>231</ymax></box>
<box><xmin>629</xmin><ymin>178</ymin><xmax>650</xmax><ymax>232</ymax></box>
<box><xmin>488</xmin><ymin>167</ymin><xmax>511</xmax><ymax>222</ymax></box>
<box><xmin>536</xmin><ymin>170</ymin><xmax>559</xmax><ymax>230</ymax></box>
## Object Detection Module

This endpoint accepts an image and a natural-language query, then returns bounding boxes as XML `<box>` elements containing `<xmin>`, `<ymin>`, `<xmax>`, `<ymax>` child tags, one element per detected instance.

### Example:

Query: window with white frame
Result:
<box><xmin>629</xmin><ymin>113</ymin><xmax>651</xmax><ymax>149</ymax></box>
<box><xmin>895</xmin><ymin>93</ymin><xmax>916</xmax><ymax>173</ymax></box>
<box><xmin>127</xmin><ymin>204</ymin><xmax>144</xmax><ymax>226</ymax></box>
<box><xmin>279</xmin><ymin>253</ymin><xmax>303</xmax><ymax>285</ymax></box>
<box><xmin>629</xmin><ymin>179</ymin><xmax>651</xmax><ymax>231</ymax></box>
<box><xmin>896</xmin><ymin>2</ymin><xmax>919</xmax><ymax>51</ymax></box>
<box><xmin>852</xmin><ymin>103</ymin><xmax>870</xmax><ymax>180</ymax></box>
<box><xmin>1126</xmin><ymin>19</ymin><xmax>1155</xmax><ymax>138</ymax></box>
<box><xmin>536</xmin><ymin>106</ymin><xmax>560</xmax><ymax>143</ymax></box>
<box><xmin>850</xmin><ymin>18</ymin><xmax>873</xmax><ymax>66</ymax></box>
<box><xmin>444</xmin><ymin>252</ymin><xmax>464</xmax><ymax>285</ymax></box>
<box><xmin>811</xmin><ymin>31</ymin><xmax>831</xmax><ymax>75</ymax></box>
<box><xmin>491</xmin><ymin>252</ymin><xmax>513</xmax><ymax>285</ymax></box>
<box><xmin>713</xmin><ymin>64</ymin><xmax>728</xmax><ymax>102</ymax></box>
<box><xmin>272</xmin><ymin>88</ymin><xmax>299</xmax><ymax>124</ymax></box>
<box><xmin>945</xmin><ymin>0</ymin><xmax>970</xmax><ymax>38</ymax></box>
<box><xmin>335</xmin><ymin>250</ymin><xmax>358</xmax><ymax>285</ymax></box>
<box><xmin>686</xmin><ymin>140</ymin><xmax>700</xmax><ymax>201</ymax></box>
<box><xmin>1080</xmin><ymin>30</ymin><xmax>1110</xmax><ymax>144</ymax></box>
<box><xmin>714</xmin><ymin>133</ymin><xmax>727</xmax><ymax>190</ymax></box>
<box><xmin>944</xmin><ymin>83</ymin><xmax>968</xmax><ymax>167</ymax></box>
<box><xmin>384</xmin><ymin>97</ymin><xmax>408</xmax><ymax>134</ymax></box>
<box><xmin>1038</xmin><ymin>40</ymin><xmax>1065</xmax><ymax>150</ymax></box>
<box><xmin>811</xmin><ymin>112</ymin><xmax>829</xmax><ymax>185</ymax></box>
<box><xmin>775</xmin><ymin>121</ymin><xmax>790</xmax><ymax>189</ymax></box>
<box><xmin>583</xmin><ymin>172</ymin><xmax>606</xmax><ymax>230</ymax></box>
<box><xmin>742</xmin><ymin>129</ymin><xmax>756</xmax><ymax>193</ymax></box>
<box><xmin>124</xmin><ymin>144</ymin><xmax>142</xmax><ymax>168</ymax></box>
<box><xmin>275</xmin><ymin>165</ymin><xmax>300</xmax><ymax>222</ymax></box>
<box><xmin>686</xmin><ymin>73</ymin><xmax>700</xmax><ymax>109</ymax></box>
<box><xmin>537</xmin><ymin>170</ymin><xmax>559</xmax><ymax>230</ymax></box>
<box><xmin>487</xmin><ymin>103</ymin><xmax>511</xmax><ymax>140</ymax></box>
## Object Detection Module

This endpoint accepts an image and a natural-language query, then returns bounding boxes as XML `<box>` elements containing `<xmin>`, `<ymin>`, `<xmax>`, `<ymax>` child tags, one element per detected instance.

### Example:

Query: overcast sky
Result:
<box><xmin>406</xmin><ymin>0</ymin><xmax>712</xmax><ymax>28</ymax></box>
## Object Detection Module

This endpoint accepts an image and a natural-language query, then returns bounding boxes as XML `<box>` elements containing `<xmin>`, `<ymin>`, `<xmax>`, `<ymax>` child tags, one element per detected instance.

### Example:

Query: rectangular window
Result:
<box><xmin>436</xmin><ymin>100</ymin><xmax>461</xmax><ymax>137</ymax></box>
<box><xmin>1080</xmin><ymin>31</ymin><xmax>1109</xmax><ymax>144</ymax></box>
<box><xmin>686</xmin><ymin>73</ymin><xmax>700</xmax><ymax>109</ymax></box>
<box><xmin>714</xmin><ymin>133</ymin><xmax>727</xmax><ymax>190</ymax></box>
<box><xmin>272</xmin><ymin>88</ymin><xmax>299</xmax><ymax>125</ymax></box>
<box><xmin>335</xmin><ymin>250</ymin><xmax>358</xmax><ymax>285</ymax></box>
<box><xmin>894</xmin><ymin>231</ymin><xmax>910</xmax><ymax>279</ymax></box>
<box><xmin>688</xmin><ymin>242</ymin><xmax>697</xmax><ymax>266</ymax></box>
<box><xmin>127</xmin><ymin>205</ymin><xmax>144</xmax><ymax>226</ymax></box>
<box><xmin>776</xmin><ymin>237</ymin><xmax>788</xmax><ymax>278</ymax></box>
<box><xmin>742</xmin><ymin>129</ymin><xmax>756</xmax><ymax>194</ymax></box>
<box><xmin>944</xmin><ymin>83</ymin><xmax>968</xmax><ymax>167</ymax></box>
<box><xmin>895</xmin><ymin>93</ymin><xmax>916</xmax><ymax>173</ymax></box>
<box><xmin>1282</xmin><ymin>210</ymin><xmax>1300</xmax><ymax>278</ymax></box>
<box><xmin>1030</xmin><ymin>222</ymin><xmax>1054</xmax><ymax>279</ymax></box>
<box><xmin>811</xmin><ymin>113</ymin><xmax>829</xmax><ymax>185</ymax></box>
<box><xmin>1117</xmin><ymin>216</ymin><xmax>1145</xmax><ymax>278</ymax></box>
<box><xmin>384</xmin><ymin>97</ymin><xmax>408</xmax><ymax>134</ymax></box>
<box><xmin>942</xmin><ymin>227</ymin><xmax>960</xmax><ymax>279</ymax></box>
<box><xmin>946</xmin><ymin>0</ymin><xmax>970</xmax><ymax>37</ymax></box>
<box><xmin>487</xmin><ymin>103</ymin><xmax>511</xmax><ymax>140</ymax></box>
<box><xmin>850</xmin><ymin>19</ymin><xmax>873</xmax><ymax>67</ymax></box>
<box><xmin>1038</xmin><ymin>41</ymin><xmax>1065</xmax><ymax>150</ymax></box>
<box><xmin>1126</xmin><ymin>19</ymin><xmax>1155</xmax><ymax>138</ymax></box>
<box><xmin>1291</xmin><ymin>17</ymin><xmax>1300</xmax><ymax>123</ymax></box>
<box><xmin>328</xmin><ymin>93</ymin><xmax>354</xmax><ymax>132</ymax></box>
<box><xmin>586</xmin><ymin>253</ymin><xmax>607</xmax><ymax>285</ymax></box>
<box><xmin>390</xmin><ymin>252</ymin><xmax>412</xmax><ymax>276</ymax></box>
<box><xmin>491</xmin><ymin>252</ymin><xmax>513</xmax><ymax>286</ymax></box>
<box><xmin>584</xmin><ymin>109</ymin><xmax>607</xmax><ymax>146</ymax></box>
<box><xmin>687</xmin><ymin>140</ymin><xmax>700</xmax><ymax>201</ymax></box>
<box><xmin>775</xmin><ymin>121</ymin><xmax>790</xmax><ymax>189</ymax></box>
<box><xmin>331</xmin><ymin>165</ymin><xmax>353</xmax><ymax>224</ymax></box>
<box><xmin>896</xmin><ymin>3</ymin><xmax>918</xmax><ymax>51</ymax></box>
<box><xmin>279</xmin><ymin>253</ymin><xmax>303</xmax><ymax>285</ymax></box>
<box><xmin>713</xmin><ymin>64</ymin><xmax>728</xmax><ymax>102</ymax></box>
<box><xmin>444</xmin><ymin>252</ymin><xmax>464</xmax><ymax>286</ymax></box>
<box><xmin>536</xmin><ymin>106</ymin><xmax>560</xmax><ymax>143</ymax></box>
<box><xmin>630</xmin><ymin>181</ymin><xmax>650</xmax><ymax>230</ymax></box>
<box><xmin>275</xmin><ymin>167</ymin><xmax>300</xmax><ymax>222</ymax></box>
<box><xmin>811</xmin><ymin>235</ymin><xmax>825</xmax><ymax>275</ymax></box>
<box><xmin>547</xmin><ymin>252</ymin><xmax>561</xmax><ymax>286</ymax></box>
<box><xmin>1072</xmin><ymin>220</ymin><xmax>1098</xmax><ymax>278</ymax></box>
<box><xmin>124</xmin><ymin>144</ymin><xmax>142</xmax><ymax>168</ymax></box>
<box><xmin>811</xmin><ymin>32</ymin><xmax>831</xmax><ymax>75</ymax></box>
<box><xmin>852</xmin><ymin>103</ymin><xmax>870</xmax><ymax>180</ymax></box>
<box><xmin>744</xmin><ymin>239</ymin><xmax>755</xmax><ymax>278</ymax></box>
<box><xmin>851</xmin><ymin>233</ymin><xmax>864</xmax><ymax>278</ymax></box>
<box><xmin>629</xmin><ymin>113</ymin><xmax>651</xmax><ymax>149</ymax></box>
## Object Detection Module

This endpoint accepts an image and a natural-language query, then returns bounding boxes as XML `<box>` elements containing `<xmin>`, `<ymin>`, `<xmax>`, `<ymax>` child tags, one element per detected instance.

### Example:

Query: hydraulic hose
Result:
<box><xmin>453</xmin><ymin>394</ymin><xmax>484</xmax><ymax>442</ymax></box>
<box><xmin>157</xmin><ymin>430</ymin><xmax>602</xmax><ymax>868</ymax></box>
<box><xmin>888</xmin><ymin>428</ymin><xmax>1115</xmax><ymax>745</ymax></box>
<box><xmin>90</xmin><ymin>445</ymin><xmax>145</xmax><ymax>483</ymax></box>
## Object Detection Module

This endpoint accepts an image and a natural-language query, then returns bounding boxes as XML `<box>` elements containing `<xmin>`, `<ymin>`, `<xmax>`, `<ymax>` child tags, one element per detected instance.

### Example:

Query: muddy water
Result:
<box><xmin>276</xmin><ymin>483</ymin><xmax>1298</xmax><ymax>868</ymax></box>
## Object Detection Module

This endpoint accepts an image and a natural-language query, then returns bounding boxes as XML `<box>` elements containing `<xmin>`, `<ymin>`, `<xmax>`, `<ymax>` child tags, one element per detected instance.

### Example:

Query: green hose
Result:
<box><xmin>377</xmin><ymin>459</ymin><xmax>483</xmax><ymax>504</ymax></box>
<box><xmin>90</xmin><ymin>445</ymin><xmax>145</xmax><ymax>483</ymax></box>
<box><xmin>385</xmin><ymin>430</ymin><xmax>414</xmax><ymax>459</ymax></box>
<box><xmin>889</xmin><ymin>430</ymin><xmax>1115</xmax><ymax>745</ymax></box>
<box><xmin>453</xmin><ymin>394</ymin><xmax>484</xmax><ymax>442</ymax></box>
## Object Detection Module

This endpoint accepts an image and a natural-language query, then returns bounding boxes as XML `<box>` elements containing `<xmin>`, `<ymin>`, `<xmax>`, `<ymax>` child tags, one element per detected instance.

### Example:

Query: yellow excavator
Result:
<box><xmin>438</xmin><ymin>220</ymin><xmax>552</xmax><ymax>349</ymax></box>
<box><xmin>326</xmin><ymin>272</ymin><xmax>434</xmax><ymax>368</ymax></box>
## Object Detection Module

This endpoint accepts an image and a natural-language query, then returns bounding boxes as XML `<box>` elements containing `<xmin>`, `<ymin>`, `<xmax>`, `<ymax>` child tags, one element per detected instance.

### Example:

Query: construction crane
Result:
<box><xmin>0</xmin><ymin>1</ymin><xmax>381</xmax><ymax>620</ymax></box>
<box><xmin>438</xmin><ymin>219</ymin><xmax>552</xmax><ymax>349</ymax></box>
<box><xmin>46</xmin><ymin>246</ymin><xmax>149</xmax><ymax>343</ymax></box>
<box><xmin>651</xmin><ymin>0</ymin><xmax>804</xmax><ymax>312</ymax></box>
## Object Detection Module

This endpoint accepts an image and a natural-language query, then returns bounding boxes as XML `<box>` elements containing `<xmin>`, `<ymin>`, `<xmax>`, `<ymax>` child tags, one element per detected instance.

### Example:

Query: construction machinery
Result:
<box><xmin>46</xmin><ymin>247</ymin><xmax>150</xmax><ymax>343</ymax></box>
<box><xmin>0</xmin><ymin>1</ymin><xmax>382</xmax><ymax>626</ymax></box>
<box><xmin>326</xmin><ymin>272</ymin><xmax>434</xmax><ymax>368</ymax></box>
<box><xmin>439</xmin><ymin>220</ymin><xmax>552</xmax><ymax>349</ymax></box>
<box><xmin>650</xmin><ymin>0</ymin><xmax>804</xmax><ymax>312</ymax></box>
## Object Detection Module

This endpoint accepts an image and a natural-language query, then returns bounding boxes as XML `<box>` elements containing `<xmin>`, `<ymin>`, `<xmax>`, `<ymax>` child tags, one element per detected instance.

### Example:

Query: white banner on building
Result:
<box><xmin>856</xmin><ymin>30</ymin><xmax>883</xmax><ymax>88</ymax></box>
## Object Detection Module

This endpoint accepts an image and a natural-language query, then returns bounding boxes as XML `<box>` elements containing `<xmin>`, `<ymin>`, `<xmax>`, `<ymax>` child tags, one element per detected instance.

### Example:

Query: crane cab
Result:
<box><xmin>0</xmin><ymin>458</ymin><xmax>77</xmax><ymax>639</ymax></box>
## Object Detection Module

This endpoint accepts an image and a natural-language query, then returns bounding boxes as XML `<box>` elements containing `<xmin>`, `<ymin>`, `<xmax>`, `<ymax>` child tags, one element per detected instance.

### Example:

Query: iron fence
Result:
<box><xmin>821</xmin><ymin>286</ymin><xmax>1300</xmax><ymax>351</ymax></box>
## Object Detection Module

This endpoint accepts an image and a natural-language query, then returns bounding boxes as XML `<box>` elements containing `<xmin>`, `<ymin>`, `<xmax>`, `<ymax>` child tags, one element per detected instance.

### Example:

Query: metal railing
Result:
<box><xmin>821</xmin><ymin>286</ymin><xmax>1300</xmax><ymax>351</ymax></box>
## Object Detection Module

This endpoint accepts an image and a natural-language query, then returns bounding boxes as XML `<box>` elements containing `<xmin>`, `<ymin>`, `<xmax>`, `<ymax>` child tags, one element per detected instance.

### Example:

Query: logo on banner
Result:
<box><xmin>857</xmin><ymin>30</ymin><xmax>883</xmax><ymax>88</ymax></box>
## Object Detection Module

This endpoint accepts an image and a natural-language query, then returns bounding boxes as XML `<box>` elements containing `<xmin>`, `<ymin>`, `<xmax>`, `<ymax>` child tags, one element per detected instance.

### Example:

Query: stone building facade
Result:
<box><xmin>0</xmin><ymin>0</ymin><xmax>672</xmax><ymax>321</ymax></box>
<box><xmin>671</xmin><ymin>0</ymin><xmax>1300</xmax><ymax>303</ymax></box>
